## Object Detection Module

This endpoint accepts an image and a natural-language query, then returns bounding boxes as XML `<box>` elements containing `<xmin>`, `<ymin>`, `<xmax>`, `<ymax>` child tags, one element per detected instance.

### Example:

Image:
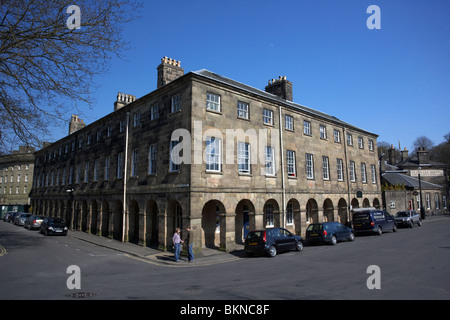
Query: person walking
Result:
<box><xmin>185</xmin><ymin>225</ymin><xmax>194</xmax><ymax>262</ymax></box>
<box><xmin>172</xmin><ymin>228</ymin><xmax>183</xmax><ymax>262</ymax></box>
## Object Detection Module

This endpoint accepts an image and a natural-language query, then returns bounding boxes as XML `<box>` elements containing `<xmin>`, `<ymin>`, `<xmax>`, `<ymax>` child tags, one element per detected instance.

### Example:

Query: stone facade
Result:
<box><xmin>0</xmin><ymin>146</ymin><xmax>35</xmax><ymax>217</ymax></box>
<box><xmin>30</xmin><ymin>57</ymin><xmax>382</xmax><ymax>255</ymax></box>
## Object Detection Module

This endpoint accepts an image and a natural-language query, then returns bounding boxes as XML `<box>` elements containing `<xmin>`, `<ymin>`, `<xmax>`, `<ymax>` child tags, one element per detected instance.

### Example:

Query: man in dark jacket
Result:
<box><xmin>185</xmin><ymin>225</ymin><xmax>194</xmax><ymax>262</ymax></box>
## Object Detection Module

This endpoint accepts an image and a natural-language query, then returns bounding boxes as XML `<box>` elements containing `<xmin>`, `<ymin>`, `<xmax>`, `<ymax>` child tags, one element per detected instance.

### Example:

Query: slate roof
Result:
<box><xmin>382</xmin><ymin>172</ymin><xmax>443</xmax><ymax>190</ymax></box>
<box><xmin>191</xmin><ymin>69</ymin><xmax>378</xmax><ymax>137</ymax></box>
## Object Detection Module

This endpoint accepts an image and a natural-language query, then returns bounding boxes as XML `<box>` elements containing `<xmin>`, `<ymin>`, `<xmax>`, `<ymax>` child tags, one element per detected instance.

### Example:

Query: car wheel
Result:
<box><xmin>44</xmin><ymin>229</ymin><xmax>49</xmax><ymax>236</ymax></box>
<box><xmin>393</xmin><ymin>224</ymin><xmax>397</xmax><ymax>232</ymax></box>
<box><xmin>295</xmin><ymin>241</ymin><xmax>304</xmax><ymax>252</ymax></box>
<box><xmin>268</xmin><ymin>245</ymin><xmax>277</xmax><ymax>257</ymax></box>
<box><xmin>330</xmin><ymin>235</ymin><xmax>337</xmax><ymax>245</ymax></box>
<box><xmin>377</xmin><ymin>227</ymin><xmax>382</xmax><ymax>235</ymax></box>
<box><xmin>418</xmin><ymin>219</ymin><xmax>422</xmax><ymax>226</ymax></box>
<box><xmin>409</xmin><ymin>221</ymin><xmax>414</xmax><ymax>228</ymax></box>
<box><xmin>348</xmin><ymin>232</ymin><xmax>355</xmax><ymax>241</ymax></box>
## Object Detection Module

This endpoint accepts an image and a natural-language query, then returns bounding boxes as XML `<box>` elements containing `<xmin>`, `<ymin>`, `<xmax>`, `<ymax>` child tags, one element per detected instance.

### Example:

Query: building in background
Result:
<box><xmin>0</xmin><ymin>146</ymin><xmax>35</xmax><ymax>218</ymax></box>
<box><xmin>30</xmin><ymin>57</ymin><xmax>382</xmax><ymax>254</ymax></box>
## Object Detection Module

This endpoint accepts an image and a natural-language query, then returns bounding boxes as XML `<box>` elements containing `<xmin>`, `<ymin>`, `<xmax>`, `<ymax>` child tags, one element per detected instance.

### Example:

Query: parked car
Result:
<box><xmin>244</xmin><ymin>227</ymin><xmax>303</xmax><ymax>257</ymax></box>
<box><xmin>24</xmin><ymin>215</ymin><xmax>46</xmax><ymax>230</ymax></box>
<box><xmin>40</xmin><ymin>217</ymin><xmax>68</xmax><ymax>236</ymax></box>
<box><xmin>3</xmin><ymin>211</ymin><xmax>16</xmax><ymax>222</ymax></box>
<box><xmin>352</xmin><ymin>208</ymin><xmax>397</xmax><ymax>235</ymax></box>
<box><xmin>14</xmin><ymin>213</ymin><xmax>31</xmax><ymax>226</ymax></box>
<box><xmin>305</xmin><ymin>222</ymin><xmax>355</xmax><ymax>245</ymax></box>
<box><xmin>6</xmin><ymin>212</ymin><xmax>20</xmax><ymax>223</ymax></box>
<box><xmin>394</xmin><ymin>210</ymin><xmax>422</xmax><ymax>228</ymax></box>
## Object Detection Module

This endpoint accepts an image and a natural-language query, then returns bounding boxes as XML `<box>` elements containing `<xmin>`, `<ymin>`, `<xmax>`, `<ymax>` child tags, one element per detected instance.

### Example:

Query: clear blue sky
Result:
<box><xmin>58</xmin><ymin>0</ymin><xmax>450</xmax><ymax>152</ymax></box>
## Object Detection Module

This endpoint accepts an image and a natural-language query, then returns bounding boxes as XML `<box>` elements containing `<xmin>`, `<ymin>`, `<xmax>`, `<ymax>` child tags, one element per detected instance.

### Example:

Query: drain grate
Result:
<box><xmin>65</xmin><ymin>291</ymin><xmax>97</xmax><ymax>299</ymax></box>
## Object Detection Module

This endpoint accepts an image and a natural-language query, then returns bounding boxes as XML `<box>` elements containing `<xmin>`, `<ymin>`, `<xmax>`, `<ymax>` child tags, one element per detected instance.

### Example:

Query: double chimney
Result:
<box><xmin>265</xmin><ymin>76</ymin><xmax>293</xmax><ymax>101</ymax></box>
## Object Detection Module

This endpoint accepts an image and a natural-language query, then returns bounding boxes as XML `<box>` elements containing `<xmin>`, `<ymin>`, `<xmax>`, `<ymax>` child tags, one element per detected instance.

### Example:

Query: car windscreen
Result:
<box><xmin>396</xmin><ymin>212</ymin><xmax>409</xmax><ymax>217</ymax></box>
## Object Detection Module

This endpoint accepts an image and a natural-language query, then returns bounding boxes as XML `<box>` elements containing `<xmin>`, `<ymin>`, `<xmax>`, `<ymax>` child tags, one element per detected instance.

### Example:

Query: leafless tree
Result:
<box><xmin>412</xmin><ymin>136</ymin><xmax>435</xmax><ymax>153</ymax></box>
<box><xmin>0</xmin><ymin>0</ymin><xmax>141</xmax><ymax>153</ymax></box>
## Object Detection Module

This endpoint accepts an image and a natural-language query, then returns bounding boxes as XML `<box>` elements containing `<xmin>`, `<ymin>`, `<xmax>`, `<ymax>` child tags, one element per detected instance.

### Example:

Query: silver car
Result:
<box><xmin>14</xmin><ymin>213</ymin><xmax>31</xmax><ymax>226</ymax></box>
<box><xmin>24</xmin><ymin>215</ymin><xmax>46</xmax><ymax>230</ymax></box>
<box><xmin>394</xmin><ymin>210</ymin><xmax>422</xmax><ymax>228</ymax></box>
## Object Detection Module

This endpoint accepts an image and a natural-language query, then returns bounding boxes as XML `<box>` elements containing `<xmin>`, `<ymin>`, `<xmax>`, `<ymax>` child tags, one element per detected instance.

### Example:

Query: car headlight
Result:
<box><xmin>48</xmin><ymin>227</ymin><xmax>54</xmax><ymax>231</ymax></box>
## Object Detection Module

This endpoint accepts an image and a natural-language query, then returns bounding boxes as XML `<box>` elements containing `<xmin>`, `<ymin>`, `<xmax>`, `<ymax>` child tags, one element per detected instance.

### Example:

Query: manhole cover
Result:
<box><xmin>65</xmin><ymin>291</ymin><xmax>97</xmax><ymax>298</ymax></box>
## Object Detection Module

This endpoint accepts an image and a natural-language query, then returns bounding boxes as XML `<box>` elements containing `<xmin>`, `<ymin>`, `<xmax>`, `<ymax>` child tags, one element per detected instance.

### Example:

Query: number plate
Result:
<box><xmin>249</xmin><ymin>242</ymin><xmax>257</xmax><ymax>246</ymax></box>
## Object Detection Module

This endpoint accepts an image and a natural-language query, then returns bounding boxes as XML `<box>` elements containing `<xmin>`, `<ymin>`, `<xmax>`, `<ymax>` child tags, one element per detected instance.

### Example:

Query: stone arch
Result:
<box><xmin>362</xmin><ymin>198</ymin><xmax>371</xmax><ymax>208</ymax></box>
<box><xmin>373</xmin><ymin>198</ymin><xmax>381</xmax><ymax>209</ymax></box>
<box><xmin>338</xmin><ymin>198</ymin><xmax>348</xmax><ymax>225</ymax></box>
<box><xmin>128</xmin><ymin>200</ymin><xmax>140</xmax><ymax>244</ymax></box>
<box><xmin>351</xmin><ymin>198</ymin><xmax>359</xmax><ymax>210</ymax></box>
<box><xmin>235</xmin><ymin>199</ymin><xmax>255</xmax><ymax>244</ymax></box>
<box><xmin>323</xmin><ymin>198</ymin><xmax>334</xmax><ymax>222</ymax></box>
<box><xmin>101</xmin><ymin>200</ymin><xmax>110</xmax><ymax>238</ymax></box>
<box><xmin>113</xmin><ymin>199</ymin><xmax>123</xmax><ymax>241</ymax></box>
<box><xmin>166</xmin><ymin>199</ymin><xmax>183</xmax><ymax>248</ymax></box>
<box><xmin>263</xmin><ymin>199</ymin><xmax>280</xmax><ymax>227</ymax></box>
<box><xmin>201</xmin><ymin>200</ymin><xmax>226</xmax><ymax>249</ymax></box>
<box><xmin>286</xmin><ymin>198</ymin><xmax>301</xmax><ymax>235</ymax></box>
<box><xmin>91</xmin><ymin>200</ymin><xmax>98</xmax><ymax>235</ymax></box>
<box><xmin>146</xmin><ymin>199</ymin><xmax>159</xmax><ymax>247</ymax></box>
<box><xmin>306</xmin><ymin>199</ymin><xmax>318</xmax><ymax>225</ymax></box>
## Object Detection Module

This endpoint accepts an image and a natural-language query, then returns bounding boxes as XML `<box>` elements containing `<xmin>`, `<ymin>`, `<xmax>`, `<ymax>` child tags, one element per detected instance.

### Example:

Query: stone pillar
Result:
<box><xmin>219</xmin><ymin>213</ymin><xmax>236</xmax><ymax>252</ymax></box>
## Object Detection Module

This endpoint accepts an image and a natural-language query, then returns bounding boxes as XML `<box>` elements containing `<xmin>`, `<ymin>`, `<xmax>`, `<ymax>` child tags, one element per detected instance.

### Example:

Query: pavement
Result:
<box><xmin>68</xmin><ymin>230</ymin><xmax>246</xmax><ymax>267</ymax></box>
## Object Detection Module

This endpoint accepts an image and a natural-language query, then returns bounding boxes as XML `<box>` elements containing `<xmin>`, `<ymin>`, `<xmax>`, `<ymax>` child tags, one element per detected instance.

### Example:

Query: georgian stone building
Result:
<box><xmin>1</xmin><ymin>146</ymin><xmax>35</xmax><ymax>217</ymax></box>
<box><xmin>30</xmin><ymin>57</ymin><xmax>382</xmax><ymax>254</ymax></box>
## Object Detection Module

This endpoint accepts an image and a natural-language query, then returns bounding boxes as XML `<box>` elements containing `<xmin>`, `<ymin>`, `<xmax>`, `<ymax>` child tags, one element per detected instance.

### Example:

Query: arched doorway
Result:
<box><xmin>306</xmin><ymin>199</ymin><xmax>318</xmax><ymax>225</ymax></box>
<box><xmin>91</xmin><ymin>200</ymin><xmax>98</xmax><ymax>235</ymax></box>
<box><xmin>235</xmin><ymin>199</ymin><xmax>255</xmax><ymax>244</ymax></box>
<box><xmin>167</xmin><ymin>200</ymin><xmax>183</xmax><ymax>247</ymax></box>
<box><xmin>323</xmin><ymin>199</ymin><xmax>334</xmax><ymax>222</ymax></box>
<box><xmin>113</xmin><ymin>200</ymin><xmax>123</xmax><ymax>241</ymax></box>
<box><xmin>351</xmin><ymin>198</ymin><xmax>359</xmax><ymax>210</ymax></box>
<box><xmin>146</xmin><ymin>200</ymin><xmax>159</xmax><ymax>247</ymax></box>
<box><xmin>128</xmin><ymin>200</ymin><xmax>140</xmax><ymax>244</ymax></box>
<box><xmin>201</xmin><ymin>200</ymin><xmax>226</xmax><ymax>249</ymax></box>
<box><xmin>373</xmin><ymin>198</ymin><xmax>381</xmax><ymax>209</ymax></box>
<box><xmin>362</xmin><ymin>198</ymin><xmax>370</xmax><ymax>208</ymax></box>
<box><xmin>286</xmin><ymin>199</ymin><xmax>301</xmax><ymax>235</ymax></box>
<box><xmin>101</xmin><ymin>200</ymin><xmax>110</xmax><ymax>238</ymax></box>
<box><xmin>338</xmin><ymin>198</ymin><xmax>348</xmax><ymax>225</ymax></box>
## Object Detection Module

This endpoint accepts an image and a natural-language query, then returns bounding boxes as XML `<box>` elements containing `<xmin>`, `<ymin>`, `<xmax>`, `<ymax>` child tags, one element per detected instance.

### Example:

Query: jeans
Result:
<box><xmin>174</xmin><ymin>243</ymin><xmax>181</xmax><ymax>261</ymax></box>
<box><xmin>188</xmin><ymin>244</ymin><xmax>194</xmax><ymax>262</ymax></box>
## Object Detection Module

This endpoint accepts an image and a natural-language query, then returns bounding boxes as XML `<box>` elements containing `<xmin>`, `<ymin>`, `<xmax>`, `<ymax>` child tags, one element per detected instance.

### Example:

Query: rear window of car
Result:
<box><xmin>353</xmin><ymin>213</ymin><xmax>370</xmax><ymax>221</ymax></box>
<box><xmin>247</xmin><ymin>231</ymin><xmax>264</xmax><ymax>239</ymax></box>
<box><xmin>306</xmin><ymin>224</ymin><xmax>323</xmax><ymax>231</ymax></box>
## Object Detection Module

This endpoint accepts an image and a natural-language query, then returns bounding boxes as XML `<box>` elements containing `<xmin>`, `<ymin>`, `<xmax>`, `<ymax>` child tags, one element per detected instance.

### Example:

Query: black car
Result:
<box><xmin>305</xmin><ymin>222</ymin><xmax>355</xmax><ymax>245</ymax></box>
<box><xmin>352</xmin><ymin>209</ymin><xmax>397</xmax><ymax>235</ymax></box>
<box><xmin>40</xmin><ymin>217</ymin><xmax>68</xmax><ymax>236</ymax></box>
<box><xmin>244</xmin><ymin>227</ymin><xmax>303</xmax><ymax>257</ymax></box>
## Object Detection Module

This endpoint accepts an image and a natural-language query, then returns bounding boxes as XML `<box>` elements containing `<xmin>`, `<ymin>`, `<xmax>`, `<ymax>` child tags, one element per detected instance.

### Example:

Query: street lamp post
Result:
<box><xmin>418</xmin><ymin>166</ymin><xmax>426</xmax><ymax>220</ymax></box>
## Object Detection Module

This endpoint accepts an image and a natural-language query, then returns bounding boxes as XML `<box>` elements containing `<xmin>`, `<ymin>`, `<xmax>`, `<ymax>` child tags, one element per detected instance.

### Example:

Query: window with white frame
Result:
<box><xmin>285</xmin><ymin>115</ymin><xmax>294</xmax><ymax>130</ymax></box>
<box><xmin>336</xmin><ymin>159</ymin><xmax>344</xmax><ymax>181</ymax></box>
<box><xmin>237</xmin><ymin>101</ymin><xmax>249</xmax><ymax>119</ymax></box>
<box><xmin>171</xmin><ymin>94</ymin><xmax>181</xmax><ymax>113</ymax></box>
<box><xmin>94</xmin><ymin>159</ymin><xmax>99</xmax><ymax>182</ymax></box>
<box><xmin>443</xmin><ymin>195</ymin><xmax>447</xmax><ymax>209</ymax></box>
<box><xmin>371</xmin><ymin>164</ymin><xmax>376</xmax><ymax>184</ymax></box>
<box><xmin>238</xmin><ymin>142</ymin><xmax>251</xmax><ymax>174</ymax></box>
<box><xmin>368</xmin><ymin>139</ymin><xmax>374</xmax><ymax>151</ymax></box>
<box><xmin>170</xmin><ymin>139</ymin><xmax>181</xmax><ymax>172</ymax></box>
<box><xmin>320</xmin><ymin>125</ymin><xmax>327</xmax><ymax>139</ymax></box>
<box><xmin>105</xmin><ymin>156</ymin><xmax>110</xmax><ymax>180</ymax></box>
<box><xmin>117</xmin><ymin>152</ymin><xmax>124</xmax><ymax>179</ymax></box>
<box><xmin>349</xmin><ymin>160</ymin><xmax>356</xmax><ymax>182</ymax></box>
<box><xmin>304</xmin><ymin>120</ymin><xmax>311</xmax><ymax>135</ymax></box>
<box><xmin>133</xmin><ymin>112</ymin><xmax>141</xmax><ymax>127</ymax></box>
<box><xmin>435</xmin><ymin>193</ymin><xmax>440</xmax><ymax>209</ymax></box>
<box><xmin>206</xmin><ymin>93</ymin><xmax>220</xmax><ymax>112</ymax></box>
<box><xmin>287</xmin><ymin>150</ymin><xmax>296</xmax><ymax>177</ymax></box>
<box><xmin>84</xmin><ymin>162</ymin><xmax>89</xmax><ymax>183</ymax></box>
<box><xmin>131</xmin><ymin>149</ymin><xmax>139</xmax><ymax>177</ymax></box>
<box><xmin>206</xmin><ymin>137</ymin><xmax>222</xmax><ymax>172</ymax></box>
<box><xmin>286</xmin><ymin>202</ymin><xmax>293</xmax><ymax>225</ymax></box>
<box><xmin>151</xmin><ymin>104</ymin><xmax>159</xmax><ymax>120</ymax></box>
<box><xmin>265</xmin><ymin>146</ymin><xmax>275</xmax><ymax>176</ymax></box>
<box><xmin>347</xmin><ymin>133</ymin><xmax>353</xmax><ymax>146</ymax></box>
<box><xmin>148</xmin><ymin>144</ymin><xmax>157</xmax><ymax>175</ymax></box>
<box><xmin>322</xmin><ymin>156</ymin><xmax>330</xmax><ymax>180</ymax></box>
<box><xmin>358</xmin><ymin>137</ymin><xmax>364</xmax><ymax>149</ymax></box>
<box><xmin>263</xmin><ymin>109</ymin><xmax>273</xmax><ymax>125</ymax></box>
<box><xmin>265</xmin><ymin>203</ymin><xmax>274</xmax><ymax>227</ymax></box>
<box><xmin>426</xmin><ymin>193</ymin><xmax>430</xmax><ymax>209</ymax></box>
<box><xmin>361</xmin><ymin>163</ymin><xmax>367</xmax><ymax>183</ymax></box>
<box><xmin>306</xmin><ymin>153</ymin><xmax>314</xmax><ymax>179</ymax></box>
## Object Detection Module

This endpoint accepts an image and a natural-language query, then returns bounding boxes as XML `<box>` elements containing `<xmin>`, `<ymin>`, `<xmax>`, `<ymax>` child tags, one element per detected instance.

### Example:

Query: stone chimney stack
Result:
<box><xmin>401</xmin><ymin>147</ymin><xmax>409</xmax><ymax>162</ymax></box>
<box><xmin>265</xmin><ymin>76</ymin><xmax>293</xmax><ymax>101</ymax></box>
<box><xmin>388</xmin><ymin>144</ymin><xmax>395</xmax><ymax>165</ymax></box>
<box><xmin>157</xmin><ymin>56</ymin><xmax>184</xmax><ymax>89</ymax></box>
<box><xmin>68</xmin><ymin>114</ymin><xmax>86</xmax><ymax>135</ymax></box>
<box><xmin>417</xmin><ymin>147</ymin><xmax>429</xmax><ymax>165</ymax></box>
<box><xmin>114</xmin><ymin>92</ymin><xmax>136</xmax><ymax>111</ymax></box>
